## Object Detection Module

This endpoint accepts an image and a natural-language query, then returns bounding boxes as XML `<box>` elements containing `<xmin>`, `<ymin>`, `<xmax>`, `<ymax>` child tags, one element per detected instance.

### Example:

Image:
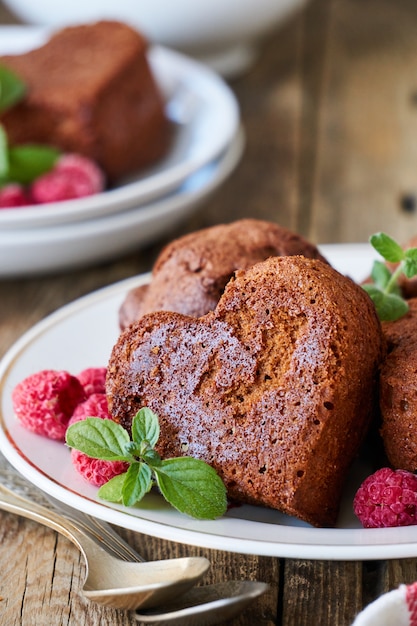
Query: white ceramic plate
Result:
<box><xmin>0</xmin><ymin>27</ymin><xmax>240</xmax><ymax>229</ymax></box>
<box><xmin>2</xmin><ymin>243</ymin><xmax>415</xmax><ymax>561</ymax></box>
<box><xmin>0</xmin><ymin>128</ymin><xmax>244</xmax><ymax>277</ymax></box>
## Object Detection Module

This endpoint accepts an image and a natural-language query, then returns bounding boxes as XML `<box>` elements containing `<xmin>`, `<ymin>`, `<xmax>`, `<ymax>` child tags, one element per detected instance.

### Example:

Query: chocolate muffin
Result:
<box><xmin>380</xmin><ymin>298</ymin><xmax>417</xmax><ymax>470</ymax></box>
<box><xmin>119</xmin><ymin>219</ymin><xmax>328</xmax><ymax>330</ymax></box>
<box><xmin>0</xmin><ymin>21</ymin><xmax>170</xmax><ymax>182</ymax></box>
<box><xmin>107</xmin><ymin>255</ymin><xmax>384</xmax><ymax>527</ymax></box>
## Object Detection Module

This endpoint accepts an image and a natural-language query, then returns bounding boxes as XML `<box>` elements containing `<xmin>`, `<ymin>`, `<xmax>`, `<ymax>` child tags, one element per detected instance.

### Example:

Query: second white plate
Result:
<box><xmin>0</xmin><ymin>128</ymin><xmax>244</xmax><ymax>277</ymax></box>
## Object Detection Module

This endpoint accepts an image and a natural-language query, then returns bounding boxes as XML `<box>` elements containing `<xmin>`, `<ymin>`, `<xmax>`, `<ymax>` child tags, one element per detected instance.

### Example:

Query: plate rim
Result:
<box><xmin>0</xmin><ymin>26</ymin><xmax>240</xmax><ymax>229</ymax></box>
<box><xmin>3</xmin><ymin>243</ymin><xmax>416</xmax><ymax>560</ymax></box>
<box><xmin>0</xmin><ymin>128</ymin><xmax>245</xmax><ymax>243</ymax></box>
<box><xmin>0</xmin><ymin>127</ymin><xmax>245</xmax><ymax>276</ymax></box>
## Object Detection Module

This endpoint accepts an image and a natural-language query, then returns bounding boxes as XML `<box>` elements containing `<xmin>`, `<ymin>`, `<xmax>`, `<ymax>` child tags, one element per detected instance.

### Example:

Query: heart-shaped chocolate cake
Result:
<box><xmin>107</xmin><ymin>255</ymin><xmax>384</xmax><ymax>527</ymax></box>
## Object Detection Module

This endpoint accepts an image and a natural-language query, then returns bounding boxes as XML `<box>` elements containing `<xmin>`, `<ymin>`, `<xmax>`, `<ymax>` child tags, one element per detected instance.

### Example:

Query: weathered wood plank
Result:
<box><xmin>311</xmin><ymin>0</ymin><xmax>417</xmax><ymax>244</ymax></box>
<box><xmin>281</xmin><ymin>559</ymin><xmax>363</xmax><ymax>626</ymax></box>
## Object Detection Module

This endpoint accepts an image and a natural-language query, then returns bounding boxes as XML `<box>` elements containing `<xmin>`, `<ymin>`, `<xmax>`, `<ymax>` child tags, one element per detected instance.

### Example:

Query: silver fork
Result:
<box><xmin>0</xmin><ymin>454</ymin><xmax>143</xmax><ymax>562</ymax></box>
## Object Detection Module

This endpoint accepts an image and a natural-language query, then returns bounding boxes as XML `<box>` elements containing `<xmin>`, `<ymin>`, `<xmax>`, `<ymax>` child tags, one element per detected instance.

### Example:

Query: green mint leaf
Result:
<box><xmin>153</xmin><ymin>457</ymin><xmax>227</xmax><ymax>520</ymax></box>
<box><xmin>370</xmin><ymin>260</ymin><xmax>393</xmax><ymax>291</ymax></box>
<box><xmin>363</xmin><ymin>284</ymin><xmax>409</xmax><ymax>321</ymax></box>
<box><xmin>142</xmin><ymin>448</ymin><xmax>162</xmax><ymax>467</ymax></box>
<box><xmin>404</xmin><ymin>247</ymin><xmax>417</xmax><ymax>261</ymax></box>
<box><xmin>124</xmin><ymin>440</ymin><xmax>139</xmax><ymax>456</ymax></box>
<box><xmin>98</xmin><ymin>472</ymin><xmax>127</xmax><ymax>502</ymax></box>
<box><xmin>66</xmin><ymin>417</ymin><xmax>135</xmax><ymax>462</ymax></box>
<box><xmin>403</xmin><ymin>248</ymin><xmax>417</xmax><ymax>279</ymax></box>
<box><xmin>0</xmin><ymin>65</ymin><xmax>26</xmax><ymax>113</ymax></box>
<box><xmin>131</xmin><ymin>407</ymin><xmax>160</xmax><ymax>448</ymax></box>
<box><xmin>369</xmin><ymin>232</ymin><xmax>405</xmax><ymax>263</ymax></box>
<box><xmin>0</xmin><ymin>125</ymin><xmax>8</xmax><ymax>180</ymax></box>
<box><xmin>67</xmin><ymin>407</ymin><xmax>228</xmax><ymax>520</ymax></box>
<box><xmin>121</xmin><ymin>462</ymin><xmax>152</xmax><ymax>507</ymax></box>
<box><xmin>6</xmin><ymin>144</ymin><xmax>59</xmax><ymax>185</ymax></box>
<box><xmin>364</xmin><ymin>232</ymin><xmax>417</xmax><ymax>321</ymax></box>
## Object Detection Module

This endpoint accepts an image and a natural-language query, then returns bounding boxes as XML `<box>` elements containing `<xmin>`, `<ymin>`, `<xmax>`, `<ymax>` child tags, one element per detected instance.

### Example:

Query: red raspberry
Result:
<box><xmin>0</xmin><ymin>183</ymin><xmax>30</xmax><ymax>208</ymax></box>
<box><xmin>353</xmin><ymin>467</ymin><xmax>417</xmax><ymax>528</ymax></box>
<box><xmin>77</xmin><ymin>367</ymin><xmax>107</xmax><ymax>397</ymax></box>
<box><xmin>67</xmin><ymin>393</ymin><xmax>128</xmax><ymax>486</ymax></box>
<box><xmin>71</xmin><ymin>448</ymin><xmax>129</xmax><ymax>487</ymax></box>
<box><xmin>31</xmin><ymin>153</ymin><xmax>105</xmax><ymax>203</ymax></box>
<box><xmin>67</xmin><ymin>393</ymin><xmax>109</xmax><ymax>428</ymax></box>
<box><xmin>12</xmin><ymin>370</ymin><xmax>86</xmax><ymax>440</ymax></box>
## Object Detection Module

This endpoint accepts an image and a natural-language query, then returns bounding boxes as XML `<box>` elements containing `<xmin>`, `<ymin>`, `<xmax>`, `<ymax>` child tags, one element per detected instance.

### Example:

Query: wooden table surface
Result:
<box><xmin>2</xmin><ymin>1</ymin><xmax>417</xmax><ymax>624</ymax></box>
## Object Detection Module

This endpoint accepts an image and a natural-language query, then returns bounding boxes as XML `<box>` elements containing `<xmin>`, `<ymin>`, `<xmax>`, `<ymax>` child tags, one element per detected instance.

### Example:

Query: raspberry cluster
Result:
<box><xmin>0</xmin><ymin>154</ymin><xmax>105</xmax><ymax>208</ymax></box>
<box><xmin>68</xmin><ymin>392</ymin><xmax>129</xmax><ymax>487</ymax></box>
<box><xmin>12</xmin><ymin>370</ymin><xmax>85</xmax><ymax>440</ymax></box>
<box><xmin>76</xmin><ymin>367</ymin><xmax>107</xmax><ymax>397</ymax></box>
<box><xmin>12</xmin><ymin>367</ymin><xmax>127</xmax><ymax>487</ymax></box>
<box><xmin>354</xmin><ymin>467</ymin><xmax>417</xmax><ymax>528</ymax></box>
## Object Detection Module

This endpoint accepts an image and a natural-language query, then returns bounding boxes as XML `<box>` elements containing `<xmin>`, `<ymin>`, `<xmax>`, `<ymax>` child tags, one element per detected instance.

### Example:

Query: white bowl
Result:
<box><xmin>2</xmin><ymin>0</ymin><xmax>308</xmax><ymax>75</ymax></box>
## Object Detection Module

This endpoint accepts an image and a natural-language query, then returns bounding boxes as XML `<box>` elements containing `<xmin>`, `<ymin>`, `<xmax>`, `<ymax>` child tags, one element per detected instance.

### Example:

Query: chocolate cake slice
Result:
<box><xmin>0</xmin><ymin>20</ymin><xmax>170</xmax><ymax>182</ymax></box>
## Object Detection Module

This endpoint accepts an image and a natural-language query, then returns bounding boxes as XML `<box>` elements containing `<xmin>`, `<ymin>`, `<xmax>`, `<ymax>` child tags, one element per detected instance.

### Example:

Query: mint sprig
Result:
<box><xmin>362</xmin><ymin>232</ymin><xmax>417</xmax><ymax>321</ymax></box>
<box><xmin>0</xmin><ymin>65</ymin><xmax>60</xmax><ymax>188</ymax></box>
<box><xmin>66</xmin><ymin>407</ymin><xmax>227</xmax><ymax>520</ymax></box>
<box><xmin>6</xmin><ymin>144</ymin><xmax>60</xmax><ymax>185</ymax></box>
<box><xmin>0</xmin><ymin>65</ymin><xmax>26</xmax><ymax>114</ymax></box>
